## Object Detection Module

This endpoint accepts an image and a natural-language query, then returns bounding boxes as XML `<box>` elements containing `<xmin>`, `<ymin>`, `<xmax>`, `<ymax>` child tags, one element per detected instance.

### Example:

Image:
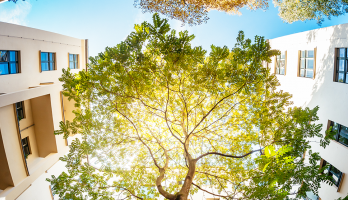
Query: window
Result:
<box><xmin>16</xmin><ymin>101</ymin><xmax>25</xmax><ymax>121</ymax></box>
<box><xmin>335</xmin><ymin>48</ymin><xmax>348</xmax><ymax>83</ymax></box>
<box><xmin>329</xmin><ymin>121</ymin><xmax>348</xmax><ymax>147</ymax></box>
<box><xmin>0</xmin><ymin>50</ymin><xmax>19</xmax><ymax>75</ymax></box>
<box><xmin>21</xmin><ymin>137</ymin><xmax>31</xmax><ymax>158</ymax></box>
<box><xmin>321</xmin><ymin>160</ymin><xmax>344</xmax><ymax>187</ymax></box>
<box><xmin>69</xmin><ymin>54</ymin><xmax>78</xmax><ymax>69</ymax></box>
<box><xmin>40</xmin><ymin>52</ymin><xmax>55</xmax><ymax>71</ymax></box>
<box><xmin>275</xmin><ymin>51</ymin><xmax>286</xmax><ymax>75</ymax></box>
<box><xmin>299</xmin><ymin>50</ymin><xmax>315</xmax><ymax>78</ymax></box>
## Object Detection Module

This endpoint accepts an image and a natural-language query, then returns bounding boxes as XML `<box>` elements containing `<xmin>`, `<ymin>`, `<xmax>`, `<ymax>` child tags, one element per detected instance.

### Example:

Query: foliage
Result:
<box><xmin>48</xmin><ymin>14</ymin><xmax>331</xmax><ymax>200</ymax></box>
<box><xmin>274</xmin><ymin>0</ymin><xmax>348</xmax><ymax>25</ymax></box>
<box><xmin>134</xmin><ymin>0</ymin><xmax>268</xmax><ymax>26</ymax></box>
<box><xmin>135</xmin><ymin>0</ymin><xmax>348</xmax><ymax>25</ymax></box>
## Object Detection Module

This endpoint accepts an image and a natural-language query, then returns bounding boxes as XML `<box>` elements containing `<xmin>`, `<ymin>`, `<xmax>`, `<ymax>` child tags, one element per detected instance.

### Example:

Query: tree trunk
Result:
<box><xmin>173</xmin><ymin>159</ymin><xmax>197</xmax><ymax>200</ymax></box>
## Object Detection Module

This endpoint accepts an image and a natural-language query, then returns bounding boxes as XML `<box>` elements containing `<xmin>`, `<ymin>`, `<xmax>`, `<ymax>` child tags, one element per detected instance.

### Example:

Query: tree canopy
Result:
<box><xmin>48</xmin><ymin>14</ymin><xmax>333</xmax><ymax>200</ymax></box>
<box><xmin>7</xmin><ymin>0</ymin><xmax>348</xmax><ymax>25</ymax></box>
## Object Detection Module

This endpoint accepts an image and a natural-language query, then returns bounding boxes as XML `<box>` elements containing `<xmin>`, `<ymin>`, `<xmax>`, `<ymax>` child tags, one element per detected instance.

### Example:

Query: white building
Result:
<box><xmin>0</xmin><ymin>21</ymin><xmax>87</xmax><ymax>200</ymax></box>
<box><xmin>269</xmin><ymin>23</ymin><xmax>348</xmax><ymax>200</ymax></box>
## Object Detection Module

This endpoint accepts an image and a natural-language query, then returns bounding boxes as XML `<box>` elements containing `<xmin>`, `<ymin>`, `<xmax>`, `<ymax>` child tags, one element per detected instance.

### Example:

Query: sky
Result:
<box><xmin>1</xmin><ymin>0</ymin><xmax>348</xmax><ymax>57</ymax></box>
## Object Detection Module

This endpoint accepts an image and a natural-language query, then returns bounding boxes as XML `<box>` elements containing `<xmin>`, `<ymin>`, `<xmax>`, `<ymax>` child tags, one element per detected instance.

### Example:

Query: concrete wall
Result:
<box><xmin>0</xmin><ymin>22</ymin><xmax>86</xmax><ymax>200</ymax></box>
<box><xmin>269</xmin><ymin>23</ymin><xmax>348</xmax><ymax>199</ymax></box>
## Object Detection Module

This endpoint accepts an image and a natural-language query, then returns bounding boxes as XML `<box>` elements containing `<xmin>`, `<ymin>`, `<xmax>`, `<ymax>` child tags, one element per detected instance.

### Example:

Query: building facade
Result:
<box><xmin>0</xmin><ymin>22</ymin><xmax>87</xmax><ymax>200</ymax></box>
<box><xmin>269</xmin><ymin>23</ymin><xmax>348</xmax><ymax>200</ymax></box>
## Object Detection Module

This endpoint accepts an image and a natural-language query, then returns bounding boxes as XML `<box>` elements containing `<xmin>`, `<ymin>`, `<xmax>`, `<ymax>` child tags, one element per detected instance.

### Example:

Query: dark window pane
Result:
<box><xmin>306</xmin><ymin>70</ymin><xmax>313</xmax><ymax>78</ymax></box>
<box><xmin>41</xmin><ymin>63</ymin><xmax>49</xmax><ymax>71</ymax></box>
<box><xmin>0</xmin><ymin>51</ymin><xmax>8</xmax><ymax>62</ymax></box>
<box><xmin>301</xmin><ymin>59</ymin><xmax>305</xmax><ymax>69</ymax></box>
<box><xmin>338</xmin><ymin>73</ymin><xmax>345</xmax><ymax>82</ymax></box>
<box><xmin>0</xmin><ymin>63</ymin><xmax>9</xmax><ymax>75</ymax></box>
<box><xmin>41</xmin><ymin>52</ymin><xmax>48</xmax><ymax>61</ymax></box>
<box><xmin>332</xmin><ymin>122</ymin><xmax>339</xmax><ymax>132</ymax></box>
<box><xmin>307</xmin><ymin>59</ymin><xmax>314</xmax><ymax>69</ymax></box>
<box><xmin>9</xmin><ymin>51</ymin><xmax>17</xmax><ymax>61</ymax></box>
<box><xmin>301</xmin><ymin>51</ymin><xmax>305</xmax><ymax>58</ymax></box>
<box><xmin>10</xmin><ymin>63</ymin><xmax>17</xmax><ymax>74</ymax></box>
<box><xmin>300</xmin><ymin>69</ymin><xmax>305</xmax><ymax>77</ymax></box>
<box><xmin>307</xmin><ymin>50</ymin><xmax>314</xmax><ymax>58</ymax></box>
<box><xmin>338</xmin><ymin>60</ymin><xmax>345</xmax><ymax>71</ymax></box>
<box><xmin>339</xmin><ymin>48</ymin><xmax>345</xmax><ymax>57</ymax></box>
<box><xmin>339</xmin><ymin>125</ymin><xmax>348</xmax><ymax>146</ymax></box>
<box><xmin>50</xmin><ymin>62</ymin><xmax>55</xmax><ymax>70</ymax></box>
<box><xmin>69</xmin><ymin>54</ymin><xmax>74</xmax><ymax>61</ymax></box>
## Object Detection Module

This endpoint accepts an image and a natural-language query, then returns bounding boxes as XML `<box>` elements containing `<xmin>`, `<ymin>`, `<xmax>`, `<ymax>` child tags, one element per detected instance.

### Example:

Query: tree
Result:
<box><xmin>48</xmin><ymin>14</ymin><xmax>332</xmax><ymax>200</ymax></box>
<box><xmin>134</xmin><ymin>0</ymin><xmax>348</xmax><ymax>25</ymax></box>
<box><xmin>274</xmin><ymin>0</ymin><xmax>348</xmax><ymax>25</ymax></box>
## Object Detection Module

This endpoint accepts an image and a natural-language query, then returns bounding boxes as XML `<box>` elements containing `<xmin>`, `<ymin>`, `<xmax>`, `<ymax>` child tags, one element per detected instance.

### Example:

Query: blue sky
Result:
<box><xmin>1</xmin><ymin>0</ymin><xmax>348</xmax><ymax>57</ymax></box>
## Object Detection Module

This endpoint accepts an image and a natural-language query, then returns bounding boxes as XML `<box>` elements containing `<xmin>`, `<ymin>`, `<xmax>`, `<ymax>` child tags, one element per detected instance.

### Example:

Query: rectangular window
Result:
<box><xmin>299</xmin><ymin>50</ymin><xmax>314</xmax><ymax>78</ymax></box>
<box><xmin>0</xmin><ymin>50</ymin><xmax>19</xmax><ymax>75</ymax></box>
<box><xmin>41</xmin><ymin>52</ymin><xmax>55</xmax><ymax>71</ymax></box>
<box><xmin>335</xmin><ymin>48</ymin><xmax>348</xmax><ymax>83</ymax></box>
<box><xmin>321</xmin><ymin>160</ymin><xmax>343</xmax><ymax>187</ymax></box>
<box><xmin>276</xmin><ymin>51</ymin><xmax>286</xmax><ymax>75</ymax></box>
<box><xmin>69</xmin><ymin>54</ymin><xmax>78</xmax><ymax>69</ymax></box>
<box><xmin>330</xmin><ymin>121</ymin><xmax>348</xmax><ymax>147</ymax></box>
<box><xmin>16</xmin><ymin>101</ymin><xmax>25</xmax><ymax>121</ymax></box>
<box><xmin>21</xmin><ymin>137</ymin><xmax>31</xmax><ymax>158</ymax></box>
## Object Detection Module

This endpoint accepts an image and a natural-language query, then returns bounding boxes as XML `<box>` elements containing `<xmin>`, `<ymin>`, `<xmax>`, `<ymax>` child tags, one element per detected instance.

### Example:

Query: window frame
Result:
<box><xmin>69</xmin><ymin>53</ymin><xmax>79</xmax><ymax>69</ymax></box>
<box><xmin>0</xmin><ymin>50</ymin><xmax>20</xmax><ymax>75</ymax></box>
<box><xmin>298</xmin><ymin>48</ymin><xmax>317</xmax><ymax>79</ymax></box>
<box><xmin>40</xmin><ymin>51</ymin><xmax>56</xmax><ymax>72</ymax></box>
<box><xmin>275</xmin><ymin>51</ymin><xmax>287</xmax><ymax>75</ymax></box>
<box><xmin>334</xmin><ymin>48</ymin><xmax>348</xmax><ymax>83</ymax></box>
<box><xmin>328</xmin><ymin>120</ymin><xmax>348</xmax><ymax>148</ymax></box>
<box><xmin>320</xmin><ymin>158</ymin><xmax>345</xmax><ymax>192</ymax></box>
<box><xmin>16</xmin><ymin>101</ymin><xmax>25</xmax><ymax>121</ymax></box>
<box><xmin>21</xmin><ymin>136</ymin><xmax>31</xmax><ymax>158</ymax></box>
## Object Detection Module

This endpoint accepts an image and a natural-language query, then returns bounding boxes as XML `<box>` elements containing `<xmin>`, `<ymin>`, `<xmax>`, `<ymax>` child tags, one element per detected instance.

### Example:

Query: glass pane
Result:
<box><xmin>10</xmin><ymin>63</ymin><xmax>17</xmax><ymax>74</ymax></box>
<box><xmin>69</xmin><ymin>54</ymin><xmax>74</xmax><ymax>61</ymax></box>
<box><xmin>9</xmin><ymin>51</ymin><xmax>17</xmax><ymax>61</ymax></box>
<box><xmin>41</xmin><ymin>52</ymin><xmax>48</xmax><ymax>61</ymax></box>
<box><xmin>279</xmin><ymin>67</ymin><xmax>285</xmax><ymax>75</ymax></box>
<box><xmin>339</xmin><ymin>125</ymin><xmax>348</xmax><ymax>146</ymax></box>
<box><xmin>70</xmin><ymin>62</ymin><xmax>74</xmax><ymax>69</ymax></box>
<box><xmin>339</xmin><ymin>48</ymin><xmax>346</xmax><ymax>57</ymax></box>
<box><xmin>346</xmin><ymin>74</ymin><xmax>348</xmax><ymax>83</ymax></box>
<box><xmin>74</xmin><ymin>61</ymin><xmax>78</xmax><ymax>69</ymax></box>
<box><xmin>307</xmin><ymin>50</ymin><xmax>314</xmax><ymax>58</ymax></box>
<box><xmin>300</xmin><ymin>69</ymin><xmax>305</xmax><ymax>77</ymax></box>
<box><xmin>301</xmin><ymin>51</ymin><xmax>305</xmax><ymax>58</ymax></box>
<box><xmin>306</xmin><ymin>70</ymin><xmax>313</xmax><ymax>78</ymax></box>
<box><xmin>281</xmin><ymin>52</ymin><xmax>285</xmax><ymax>59</ymax></box>
<box><xmin>41</xmin><ymin>63</ymin><xmax>48</xmax><ymax>71</ymax></box>
<box><xmin>49</xmin><ymin>53</ymin><xmax>54</xmax><ymax>61</ymax></box>
<box><xmin>301</xmin><ymin>59</ymin><xmax>305</xmax><ymax>69</ymax></box>
<box><xmin>306</xmin><ymin>59</ymin><xmax>314</xmax><ymax>69</ymax></box>
<box><xmin>0</xmin><ymin>51</ymin><xmax>8</xmax><ymax>62</ymax></box>
<box><xmin>338</xmin><ymin>60</ymin><xmax>345</xmax><ymax>71</ymax></box>
<box><xmin>74</xmin><ymin>54</ymin><xmax>77</xmax><ymax>61</ymax></box>
<box><xmin>50</xmin><ymin>62</ymin><xmax>55</xmax><ymax>70</ymax></box>
<box><xmin>0</xmin><ymin>63</ymin><xmax>9</xmax><ymax>75</ymax></box>
<box><xmin>332</xmin><ymin>122</ymin><xmax>339</xmax><ymax>132</ymax></box>
<box><xmin>338</xmin><ymin>73</ymin><xmax>345</xmax><ymax>82</ymax></box>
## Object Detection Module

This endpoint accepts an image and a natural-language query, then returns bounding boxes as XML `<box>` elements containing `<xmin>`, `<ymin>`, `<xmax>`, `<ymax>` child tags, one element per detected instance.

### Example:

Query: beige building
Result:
<box><xmin>0</xmin><ymin>21</ymin><xmax>87</xmax><ymax>200</ymax></box>
<box><xmin>269</xmin><ymin>23</ymin><xmax>348</xmax><ymax>200</ymax></box>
